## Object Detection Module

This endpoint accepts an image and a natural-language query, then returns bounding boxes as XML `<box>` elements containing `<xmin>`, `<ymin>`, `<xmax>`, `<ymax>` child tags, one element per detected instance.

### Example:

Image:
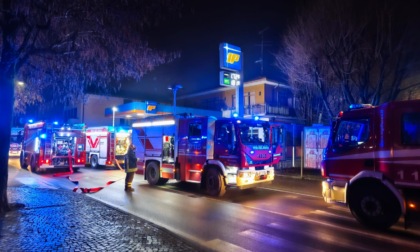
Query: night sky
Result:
<box><xmin>120</xmin><ymin>0</ymin><xmax>301</xmax><ymax>103</ymax></box>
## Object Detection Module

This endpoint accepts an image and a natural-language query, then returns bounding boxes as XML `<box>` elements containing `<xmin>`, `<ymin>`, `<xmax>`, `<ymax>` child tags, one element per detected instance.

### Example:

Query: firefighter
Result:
<box><xmin>342</xmin><ymin>123</ymin><xmax>353</xmax><ymax>143</ymax></box>
<box><xmin>124</xmin><ymin>143</ymin><xmax>138</xmax><ymax>192</ymax></box>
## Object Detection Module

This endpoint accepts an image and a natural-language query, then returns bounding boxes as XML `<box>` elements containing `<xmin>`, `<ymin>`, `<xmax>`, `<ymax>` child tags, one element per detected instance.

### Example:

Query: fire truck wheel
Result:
<box><xmin>146</xmin><ymin>162</ymin><xmax>160</xmax><ymax>185</ymax></box>
<box><xmin>348</xmin><ymin>180</ymin><xmax>401</xmax><ymax>229</ymax></box>
<box><xmin>204</xmin><ymin>168</ymin><xmax>226</xmax><ymax>197</ymax></box>
<box><xmin>20</xmin><ymin>152</ymin><xmax>28</xmax><ymax>169</ymax></box>
<box><xmin>91</xmin><ymin>155</ymin><xmax>99</xmax><ymax>168</ymax></box>
<box><xmin>30</xmin><ymin>155</ymin><xmax>40</xmax><ymax>173</ymax></box>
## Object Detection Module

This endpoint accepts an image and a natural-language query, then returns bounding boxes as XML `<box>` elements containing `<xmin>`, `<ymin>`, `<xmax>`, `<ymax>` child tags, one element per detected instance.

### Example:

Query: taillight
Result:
<box><xmin>320</xmin><ymin>160</ymin><xmax>326</xmax><ymax>177</ymax></box>
<box><xmin>242</xmin><ymin>152</ymin><xmax>248</xmax><ymax>167</ymax></box>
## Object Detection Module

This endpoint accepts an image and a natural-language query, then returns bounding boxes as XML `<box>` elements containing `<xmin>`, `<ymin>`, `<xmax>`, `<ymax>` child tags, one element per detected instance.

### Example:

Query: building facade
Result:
<box><xmin>178</xmin><ymin>77</ymin><xmax>300</xmax><ymax>123</ymax></box>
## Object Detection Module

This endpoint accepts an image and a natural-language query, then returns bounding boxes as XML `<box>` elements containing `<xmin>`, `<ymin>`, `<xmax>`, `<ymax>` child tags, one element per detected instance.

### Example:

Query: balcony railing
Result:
<box><xmin>223</xmin><ymin>103</ymin><xmax>291</xmax><ymax>117</ymax></box>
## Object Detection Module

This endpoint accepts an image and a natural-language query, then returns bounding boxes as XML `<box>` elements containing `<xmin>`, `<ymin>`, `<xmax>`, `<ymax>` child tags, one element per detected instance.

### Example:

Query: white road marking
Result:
<box><xmin>267</xmin><ymin>222</ymin><xmax>372</xmax><ymax>251</ymax></box>
<box><xmin>239</xmin><ymin>229</ymin><xmax>322</xmax><ymax>252</ymax></box>
<box><xmin>204</xmin><ymin>239</ymin><xmax>250</xmax><ymax>252</ymax></box>
<box><xmin>259</xmin><ymin>186</ymin><xmax>323</xmax><ymax>198</ymax></box>
<box><xmin>311</xmin><ymin>209</ymin><xmax>355</xmax><ymax>221</ymax></box>
<box><xmin>293</xmin><ymin>214</ymin><xmax>420</xmax><ymax>249</ymax></box>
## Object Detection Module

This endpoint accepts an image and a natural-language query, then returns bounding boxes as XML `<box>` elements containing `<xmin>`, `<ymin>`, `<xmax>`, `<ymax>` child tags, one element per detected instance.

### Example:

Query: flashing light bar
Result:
<box><xmin>27</xmin><ymin>122</ymin><xmax>45</xmax><ymax>129</ymax></box>
<box><xmin>133</xmin><ymin>119</ymin><xmax>175</xmax><ymax>128</ymax></box>
<box><xmin>349</xmin><ymin>104</ymin><xmax>373</xmax><ymax>110</ymax></box>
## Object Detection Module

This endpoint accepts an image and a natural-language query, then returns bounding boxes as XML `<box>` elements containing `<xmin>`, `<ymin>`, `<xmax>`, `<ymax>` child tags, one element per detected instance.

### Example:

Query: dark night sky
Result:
<box><xmin>120</xmin><ymin>0</ymin><xmax>301</xmax><ymax>103</ymax></box>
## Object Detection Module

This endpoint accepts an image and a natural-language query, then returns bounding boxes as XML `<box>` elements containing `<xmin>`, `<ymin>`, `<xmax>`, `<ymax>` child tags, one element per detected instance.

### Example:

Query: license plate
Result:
<box><xmin>255</xmin><ymin>171</ymin><xmax>267</xmax><ymax>180</ymax></box>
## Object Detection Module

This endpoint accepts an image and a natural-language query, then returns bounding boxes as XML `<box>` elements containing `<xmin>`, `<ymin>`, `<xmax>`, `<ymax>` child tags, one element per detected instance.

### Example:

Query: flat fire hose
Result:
<box><xmin>54</xmin><ymin>152</ymin><xmax>123</xmax><ymax>194</ymax></box>
<box><xmin>70</xmin><ymin>159</ymin><xmax>124</xmax><ymax>193</ymax></box>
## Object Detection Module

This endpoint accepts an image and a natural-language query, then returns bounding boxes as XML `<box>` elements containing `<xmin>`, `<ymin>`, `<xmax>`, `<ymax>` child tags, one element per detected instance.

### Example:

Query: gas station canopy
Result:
<box><xmin>105</xmin><ymin>101</ymin><xmax>222</xmax><ymax>119</ymax></box>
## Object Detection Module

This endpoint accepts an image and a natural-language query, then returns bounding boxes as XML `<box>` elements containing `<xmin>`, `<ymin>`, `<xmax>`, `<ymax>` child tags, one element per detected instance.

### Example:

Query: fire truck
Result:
<box><xmin>9</xmin><ymin>127</ymin><xmax>23</xmax><ymax>157</ymax></box>
<box><xmin>132</xmin><ymin>114</ymin><xmax>275</xmax><ymax>196</ymax></box>
<box><xmin>321</xmin><ymin>100</ymin><xmax>420</xmax><ymax>229</ymax></box>
<box><xmin>85</xmin><ymin>126</ymin><xmax>131</xmax><ymax>168</ymax></box>
<box><xmin>20</xmin><ymin>122</ymin><xmax>86</xmax><ymax>173</ymax></box>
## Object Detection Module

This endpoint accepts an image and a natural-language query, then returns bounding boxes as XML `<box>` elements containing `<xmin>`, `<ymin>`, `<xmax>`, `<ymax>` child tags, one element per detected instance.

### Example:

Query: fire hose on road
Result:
<box><xmin>54</xmin><ymin>151</ymin><xmax>124</xmax><ymax>194</ymax></box>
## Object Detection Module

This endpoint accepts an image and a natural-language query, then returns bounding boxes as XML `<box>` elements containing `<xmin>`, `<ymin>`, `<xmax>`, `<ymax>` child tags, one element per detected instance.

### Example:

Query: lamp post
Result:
<box><xmin>168</xmin><ymin>84</ymin><xmax>182</xmax><ymax>115</ymax></box>
<box><xmin>112</xmin><ymin>106</ymin><xmax>118</xmax><ymax>128</ymax></box>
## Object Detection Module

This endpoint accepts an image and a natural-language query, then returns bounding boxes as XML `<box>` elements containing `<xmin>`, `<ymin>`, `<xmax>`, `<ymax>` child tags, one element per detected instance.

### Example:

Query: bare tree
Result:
<box><xmin>0</xmin><ymin>0</ymin><xmax>181</xmax><ymax>213</ymax></box>
<box><xmin>275</xmin><ymin>0</ymin><xmax>420</xmax><ymax>125</ymax></box>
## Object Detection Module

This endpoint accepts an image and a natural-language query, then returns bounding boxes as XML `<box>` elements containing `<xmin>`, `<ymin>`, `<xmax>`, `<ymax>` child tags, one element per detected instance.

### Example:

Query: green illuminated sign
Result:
<box><xmin>220</xmin><ymin>71</ymin><xmax>241</xmax><ymax>87</ymax></box>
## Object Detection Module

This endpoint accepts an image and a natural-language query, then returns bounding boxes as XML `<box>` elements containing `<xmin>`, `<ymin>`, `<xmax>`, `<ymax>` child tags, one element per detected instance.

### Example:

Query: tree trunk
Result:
<box><xmin>0</xmin><ymin>71</ymin><xmax>14</xmax><ymax>213</ymax></box>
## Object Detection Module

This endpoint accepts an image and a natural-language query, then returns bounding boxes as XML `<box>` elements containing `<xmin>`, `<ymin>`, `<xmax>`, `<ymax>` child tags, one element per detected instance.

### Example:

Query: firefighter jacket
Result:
<box><xmin>125</xmin><ymin>148</ymin><xmax>138</xmax><ymax>173</ymax></box>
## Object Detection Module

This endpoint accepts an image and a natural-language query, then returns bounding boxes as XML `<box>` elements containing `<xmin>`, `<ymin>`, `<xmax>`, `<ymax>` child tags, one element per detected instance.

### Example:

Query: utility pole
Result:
<box><xmin>255</xmin><ymin>27</ymin><xmax>270</xmax><ymax>76</ymax></box>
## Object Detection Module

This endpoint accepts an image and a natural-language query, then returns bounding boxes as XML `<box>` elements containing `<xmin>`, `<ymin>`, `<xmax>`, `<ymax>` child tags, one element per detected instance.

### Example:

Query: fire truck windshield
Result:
<box><xmin>333</xmin><ymin>119</ymin><xmax>369</xmax><ymax>147</ymax></box>
<box><xmin>238</xmin><ymin>121</ymin><xmax>270</xmax><ymax>145</ymax></box>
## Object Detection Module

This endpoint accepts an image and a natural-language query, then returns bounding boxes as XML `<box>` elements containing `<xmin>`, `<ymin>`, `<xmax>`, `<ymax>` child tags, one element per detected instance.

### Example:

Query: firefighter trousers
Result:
<box><xmin>125</xmin><ymin>172</ymin><xmax>135</xmax><ymax>190</ymax></box>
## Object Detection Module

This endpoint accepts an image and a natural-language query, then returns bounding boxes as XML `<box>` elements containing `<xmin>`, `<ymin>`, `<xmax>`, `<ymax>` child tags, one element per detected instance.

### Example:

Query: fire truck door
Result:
<box><xmin>178</xmin><ymin>119</ymin><xmax>206</xmax><ymax>182</ymax></box>
<box><xmin>327</xmin><ymin>118</ymin><xmax>373</xmax><ymax>177</ymax></box>
<box><xmin>270</xmin><ymin>125</ymin><xmax>284</xmax><ymax>164</ymax></box>
<box><xmin>214</xmin><ymin>121</ymin><xmax>238</xmax><ymax>167</ymax></box>
<box><xmin>394</xmin><ymin>110</ymin><xmax>420</xmax><ymax>186</ymax></box>
<box><xmin>99</xmin><ymin>138</ymin><xmax>107</xmax><ymax>159</ymax></box>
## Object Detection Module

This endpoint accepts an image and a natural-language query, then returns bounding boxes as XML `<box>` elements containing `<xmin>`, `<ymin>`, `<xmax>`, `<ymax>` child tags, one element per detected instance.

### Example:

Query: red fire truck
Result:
<box><xmin>321</xmin><ymin>100</ymin><xmax>420</xmax><ymax>229</ymax></box>
<box><xmin>85</xmin><ymin>126</ymin><xmax>131</xmax><ymax>168</ymax></box>
<box><xmin>20</xmin><ymin>122</ymin><xmax>86</xmax><ymax>172</ymax></box>
<box><xmin>132</xmin><ymin>114</ymin><xmax>276</xmax><ymax>196</ymax></box>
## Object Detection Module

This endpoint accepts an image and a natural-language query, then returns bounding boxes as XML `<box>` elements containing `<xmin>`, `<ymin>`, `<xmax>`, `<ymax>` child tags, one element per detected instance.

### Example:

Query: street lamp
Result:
<box><xmin>168</xmin><ymin>84</ymin><xmax>183</xmax><ymax>115</ymax></box>
<box><xmin>112</xmin><ymin>106</ymin><xmax>118</xmax><ymax>128</ymax></box>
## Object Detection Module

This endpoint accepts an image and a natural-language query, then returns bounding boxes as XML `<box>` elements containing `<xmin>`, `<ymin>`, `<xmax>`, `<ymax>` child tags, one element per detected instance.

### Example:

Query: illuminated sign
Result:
<box><xmin>220</xmin><ymin>71</ymin><xmax>241</xmax><ymax>86</ymax></box>
<box><xmin>132</xmin><ymin>120</ymin><xmax>175</xmax><ymax>128</ymax></box>
<box><xmin>219</xmin><ymin>43</ymin><xmax>242</xmax><ymax>72</ymax></box>
<box><xmin>146</xmin><ymin>101</ymin><xmax>157</xmax><ymax>114</ymax></box>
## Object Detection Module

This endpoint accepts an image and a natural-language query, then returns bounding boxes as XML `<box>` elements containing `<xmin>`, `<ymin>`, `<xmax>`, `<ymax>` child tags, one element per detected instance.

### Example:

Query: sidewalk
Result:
<box><xmin>1</xmin><ymin>186</ymin><xmax>204</xmax><ymax>251</ymax></box>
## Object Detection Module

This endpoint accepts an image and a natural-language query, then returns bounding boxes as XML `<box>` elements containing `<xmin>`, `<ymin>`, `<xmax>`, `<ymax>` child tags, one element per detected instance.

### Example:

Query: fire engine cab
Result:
<box><xmin>132</xmin><ymin>114</ymin><xmax>276</xmax><ymax>196</ymax></box>
<box><xmin>85</xmin><ymin>126</ymin><xmax>131</xmax><ymax>168</ymax></box>
<box><xmin>20</xmin><ymin>122</ymin><xmax>86</xmax><ymax>172</ymax></box>
<box><xmin>321</xmin><ymin>100</ymin><xmax>420</xmax><ymax>229</ymax></box>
